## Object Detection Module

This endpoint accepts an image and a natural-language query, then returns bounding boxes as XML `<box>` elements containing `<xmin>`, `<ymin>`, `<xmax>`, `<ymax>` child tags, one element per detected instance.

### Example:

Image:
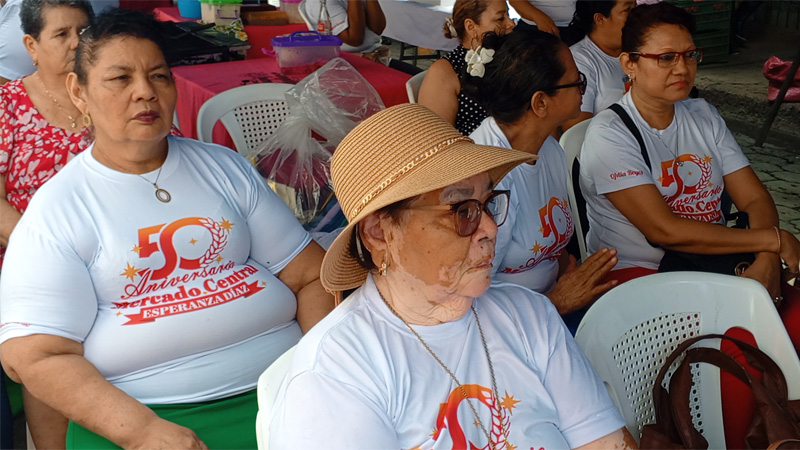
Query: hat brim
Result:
<box><xmin>321</xmin><ymin>140</ymin><xmax>534</xmax><ymax>292</ymax></box>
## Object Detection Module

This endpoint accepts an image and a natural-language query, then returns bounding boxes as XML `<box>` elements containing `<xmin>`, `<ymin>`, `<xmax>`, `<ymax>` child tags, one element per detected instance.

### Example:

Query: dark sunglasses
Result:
<box><xmin>411</xmin><ymin>190</ymin><xmax>510</xmax><ymax>237</ymax></box>
<box><xmin>629</xmin><ymin>49</ymin><xmax>704</xmax><ymax>68</ymax></box>
<box><xmin>547</xmin><ymin>71</ymin><xmax>587</xmax><ymax>95</ymax></box>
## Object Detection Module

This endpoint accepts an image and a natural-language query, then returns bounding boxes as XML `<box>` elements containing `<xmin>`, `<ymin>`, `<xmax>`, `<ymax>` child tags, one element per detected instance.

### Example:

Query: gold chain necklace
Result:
<box><xmin>379</xmin><ymin>292</ymin><xmax>508</xmax><ymax>449</ymax></box>
<box><xmin>35</xmin><ymin>72</ymin><xmax>78</xmax><ymax>129</ymax></box>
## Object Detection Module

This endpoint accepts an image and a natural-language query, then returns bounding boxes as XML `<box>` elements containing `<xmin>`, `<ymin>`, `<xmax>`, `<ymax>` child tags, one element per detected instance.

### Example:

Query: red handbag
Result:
<box><xmin>639</xmin><ymin>334</ymin><xmax>800</xmax><ymax>449</ymax></box>
<box><xmin>763</xmin><ymin>56</ymin><xmax>800</xmax><ymax>102</ymax></box>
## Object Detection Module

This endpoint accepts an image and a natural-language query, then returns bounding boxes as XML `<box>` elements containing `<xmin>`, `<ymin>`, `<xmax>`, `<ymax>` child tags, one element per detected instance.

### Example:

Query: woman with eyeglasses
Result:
<box><xmin>579</xmin><ymin>3</ymin><xmax>800</xmax><ymax>326</ymax></box>
<box><xmin>268</xmin><ymin>103</ymin><xmax>635</xmax><ymax>449</ymax></box>
<box><xmin>468</xmin><ymin>28</ymin><xmax>618</xmax><ymax>329</ymax></box>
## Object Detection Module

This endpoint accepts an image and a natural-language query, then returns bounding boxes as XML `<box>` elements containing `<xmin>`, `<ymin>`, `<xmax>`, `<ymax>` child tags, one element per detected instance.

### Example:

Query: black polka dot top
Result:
<box><xmin>443</xmin><ymin>46</ymin><xmax>488</xmax><ymax>136</ymax></box>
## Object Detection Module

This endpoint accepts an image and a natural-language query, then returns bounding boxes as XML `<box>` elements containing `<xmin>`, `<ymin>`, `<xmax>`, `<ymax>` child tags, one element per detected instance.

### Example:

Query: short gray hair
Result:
<box><xmin>20</xmin><ymin>0</ymin><xmax>94</xmax><ymax>39</ymax></box>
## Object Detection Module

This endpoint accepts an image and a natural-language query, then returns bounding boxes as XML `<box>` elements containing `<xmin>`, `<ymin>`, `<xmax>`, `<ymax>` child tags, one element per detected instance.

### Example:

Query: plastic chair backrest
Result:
<box><xmin>405</xmin><ymin>70</ymin><xmax>426</xmax><ymax>103</ymax></box>
<box><xmin>575</xmin><ymin>272</ymin><xmax>800</xmax><ymax>447</ymax></box>
<box><xmin>255</xmin><ymin>345</ymin><xmax>296</xmax><ymax>450</ymax></box>
<box><xmin>196</xmin><ymin>83</ymin><xmax>293</xmax><ymax>157</ymax></box>
<box><xmin>558</xmin><ymin>118</ymin><xmax>591</xmax><ymax>261</ymax></box>
<box><xmin>297</xmin><ymin>0</ymin><xmax>314</xmax><ymax>30</ymax></box>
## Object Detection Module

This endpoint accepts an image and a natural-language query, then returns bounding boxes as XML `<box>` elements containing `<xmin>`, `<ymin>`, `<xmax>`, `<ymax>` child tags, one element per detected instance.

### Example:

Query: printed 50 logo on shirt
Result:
<box><xmin>658</xmin><ymin>154</ymin><xmax>722</xmax><ymax>223</ymax></box>
<box><xmin>112</xmin><ymin>216</ymin><xmax>265</xmax><ymax>325</ymax></box>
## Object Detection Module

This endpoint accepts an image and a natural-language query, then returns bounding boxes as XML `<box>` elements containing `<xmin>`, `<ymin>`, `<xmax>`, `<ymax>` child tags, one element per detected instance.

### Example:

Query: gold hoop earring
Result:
<box><xmin>81</xmin><ymin>113</ymin><xmax>92</xmax><ymax>127</ymax></box>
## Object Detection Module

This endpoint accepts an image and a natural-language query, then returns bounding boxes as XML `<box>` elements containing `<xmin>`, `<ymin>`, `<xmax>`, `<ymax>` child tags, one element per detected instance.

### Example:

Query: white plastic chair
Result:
<box><xmin>558</xmin><ymin>118</ymin><xmax>591</xmax><ymax>261</ymax></box>
<box><xmin>196</xmin><ymin>83</ymin><xmax>293</xmax><ymax>157</ymax></box>
<box><xmin>405</xmin><ymin>70</ymin><xmax>426</xmax><ymax>103</ymax></box>
<box><xmin>297</xmin><ymin>0</ymin><xmax>314</xmax><ymax>30</ymax></box>
<box><xmin>575</xmin><ymin>272</ymin><xmax>800</xmax><ymax>447</ymax></box>
<box><xmin>255</xmin><ymin>346</ymin><xmax>296</xmax><ymax>450</ymax></box>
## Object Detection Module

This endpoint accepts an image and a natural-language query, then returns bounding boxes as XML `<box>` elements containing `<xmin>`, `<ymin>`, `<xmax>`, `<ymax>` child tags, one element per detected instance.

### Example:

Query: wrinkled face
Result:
<box><xmin>603</xmin><ymin>0</ymin><xmax>636</xmax><ymax>45</ymax></box>
<box><xmin>79</xmin><ymin>36</ymin><xmax>176</xmax><ymax>146</ymax></box>
<box><xmin>629</xmin><ymin>23</ymin><xmax>697</xmax><ymax>104</ymax></box>
<box><xmin>475</xmin><ymin>0</ymin><xmax>515</xmax><ymax>39</ymax></box>
<box><xmin>546</xmin><ymin>45</ymin><xmax>583</xmax><ymax>123</ymax></box>
<box><xmin>383</xmin><ymin>172</ymin><xmax>498</xmax><ymax>301</ymax></box>
<box><xmin>28</xmin><ymin>6</ymin><xmax>89</xmax><ymax>75</ymax></box>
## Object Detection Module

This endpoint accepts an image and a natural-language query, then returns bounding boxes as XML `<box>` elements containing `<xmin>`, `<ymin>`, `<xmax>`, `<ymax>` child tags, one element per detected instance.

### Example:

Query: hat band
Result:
<box><xmin>348</xmin><ymin>136</ymin><xmax>473</xmax><ymax>220</ymax></box>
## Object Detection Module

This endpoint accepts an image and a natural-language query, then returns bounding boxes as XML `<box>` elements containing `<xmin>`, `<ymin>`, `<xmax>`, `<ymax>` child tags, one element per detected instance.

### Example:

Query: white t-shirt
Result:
<box><xmin>0</xmin><ymin>0</ymin><xmax>35</xmax><ymax>80</ymax></box>
<box><xmin>0</xmin><ymin>135</ymin><xmax>310</xmax><ymax>404</ymax></box>
<box><xmin>269</xmin><ymin>276</ymin><xmax>625</xmax><ymax>449</ymax></box>
<box><xmin>578</xmin><ymin>92</ymin><xmax>751</xmax><ymax>269</ymax></box>
<box><xmin>570</xmin><ymin>36</ymin><xmax>626</xmax><ymax>115</ymax></box>
<box><xmin>519</xmin><ymin>0</ymin><xmax>577</xmax><ymax>27</ymax></box>
<box><xmin>302</xmin><ymin>0</ymin><xmax>382</xmax><ymax>53</ymax></box>
<box><xmin>470</xmin><ymin>118</ymin><xmax>573</xmax><ymax>293</ymax></box>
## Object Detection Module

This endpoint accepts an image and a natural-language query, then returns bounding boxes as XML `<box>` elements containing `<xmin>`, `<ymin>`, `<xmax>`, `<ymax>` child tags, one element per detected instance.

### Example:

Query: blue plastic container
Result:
<box><xmin>177</xmin><ymin>0</ymin><xmax>202</xmax><ymax>19</ymax></box>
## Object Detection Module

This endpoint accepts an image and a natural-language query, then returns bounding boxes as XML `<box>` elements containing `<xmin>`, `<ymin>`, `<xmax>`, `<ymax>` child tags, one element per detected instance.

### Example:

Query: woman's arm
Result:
<box><xmin>605</xmin><ymin>183</ymin><xmax>784</xmax><ymax>255</ymax></box>
<box><xmin>417</xmin><ymin>59</ymin><xmax>461</xmax><ymax>126</ymax></box>
<box><xmin>337</xmin><ymin>0</ymin><xmax>367</xmax><ymax>47</ymax></box>
<box><xmin>1</xmin><ymin>335</ymin><xmax>207</xmax><ymax>450</ymax></box>
<box><xmin>277</xmin><ymin>241</ymin><xmax>334</xmax><ymax>333</ymax></box>
<box><xmin>0</xmin><ymin>175</ymin><xmax>21</xmax><ymax>246</ymax></box>
<box><xmin>723</xmin><ymin>166</ymin><xmax>783</xmax><ymax>296</ymax></box>
<box><xmin>364</xmin><ymin>0</ymin><xmax>385</xmax><ymax>35</ymax></box>
<box><xmin>507</xmin><ymin>0</ymin><xmax>559</xmax><ymax>35</ymax></box>
<box><xmin>575</xmin><ymin>427</ymin><xmax>638</xmax><ymax>450</ymax></box>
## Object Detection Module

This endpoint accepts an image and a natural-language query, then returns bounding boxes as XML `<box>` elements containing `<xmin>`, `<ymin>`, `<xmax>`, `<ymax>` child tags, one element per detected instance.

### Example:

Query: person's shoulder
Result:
<box><xmin>469</xmin><ymin>117</ymin><xmax>506</xmax><ymax>147</ymax></box>
<box><xmin>541</xmin><ymin>135</ymin><xmax>564</xmax><ymax>155</ymax></box>
<box><xmin>483</xmin><ymin>281</ymin><xmax>554</xmax><ymax>316</ymax></box>
<box><xmin>289</xmin><ymin>288</ymin><xmax>390</xmax><ymax>374</ymax></box>
<box><xmin>169</xmin><ymin>135</ymin><xmax>251</xmax><ymax>169</ymax></box>
<box><xmin>0</xmin><ymin>0</ymin><xmax>23</xmax><ymax>18</ymax></box>
<box><xmin>0</xmin><ymin>78</ymin><xmax>25</xmax><ymax>100</ymax></box>
<box><xmin>422</xmin><ymin>59</ymin><xmax>460</xmax><ymax>92</ymax></box>
<box><xmin>676</xmin><ymin>97</ymin><xmax>718</xmax><ymax>119</ymax></box>
<box><xmin>569</xmin><ymin>36</ymin><xmax>592</xmax><ymax>56</ymax></box>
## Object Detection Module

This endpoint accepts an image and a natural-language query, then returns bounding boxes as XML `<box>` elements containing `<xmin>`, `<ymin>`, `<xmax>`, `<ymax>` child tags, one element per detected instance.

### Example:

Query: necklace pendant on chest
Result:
<box><xmin>154</xmin><ymin>184</ymin><xmax>171</xmax><ymax>203</ymax></box>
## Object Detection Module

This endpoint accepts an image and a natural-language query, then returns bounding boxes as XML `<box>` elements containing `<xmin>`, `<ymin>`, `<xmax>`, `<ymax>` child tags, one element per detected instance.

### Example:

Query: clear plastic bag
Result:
<box><xmin>253</xmin><ymin>57</ymin><xmax>384</xmax><ymax>231</ymax></box>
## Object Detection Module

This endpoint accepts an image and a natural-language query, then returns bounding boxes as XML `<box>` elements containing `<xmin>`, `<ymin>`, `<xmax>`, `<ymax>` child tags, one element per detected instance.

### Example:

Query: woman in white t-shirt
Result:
<box><xmin>563</xmin><ymin>0</ymin><xmax>636</xmax><ymax>131</ymax></box>
<box><xmin>509</xmin><ymin>0</ymin><xmax>582</xmax><ymax>45</ymax></box>
<box><xmin>268</xmin><ymin>103</ymin><xmax>635</xmax><ymax>450</ymax></box>
<box><xmin>579</xmin><ymin>3</ymin><xmax>800</xmax><ymax>317</ymax></box>
<box><xmin>0</xmin><ymin>9</ymin><xmax>333</xmax><ymax>450</ymax></box>
<box><xmin>469</xmin><ymin>28</ymin><xmax>618</xmax><ymax>325</ymax></box>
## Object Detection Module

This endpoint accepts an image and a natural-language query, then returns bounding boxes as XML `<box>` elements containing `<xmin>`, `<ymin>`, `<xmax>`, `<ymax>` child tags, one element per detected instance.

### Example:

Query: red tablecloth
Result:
<box><xmin>172</xmin><ymin>53</ymin><xmax>411</xmax><ymax>147</ymax></box>
<box><xmin>154</xmin><ymin>7</ymin><xmax>308</xmax><ymax>60</ymax></box>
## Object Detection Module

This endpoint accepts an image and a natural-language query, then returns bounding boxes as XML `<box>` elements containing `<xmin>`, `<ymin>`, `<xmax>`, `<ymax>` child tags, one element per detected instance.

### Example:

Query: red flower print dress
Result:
<box><xmin>0</xmin><ymin>78</ymin><xmax>93</xmax><ymax>267</ymax></box>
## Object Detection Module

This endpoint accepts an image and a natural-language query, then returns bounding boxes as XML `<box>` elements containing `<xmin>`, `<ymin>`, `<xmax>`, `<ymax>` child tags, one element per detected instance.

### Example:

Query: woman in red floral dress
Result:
<box><xmin>0</xmin><ymin>0</ymin><xmax>94</xmax><ymax>269</ymax></box>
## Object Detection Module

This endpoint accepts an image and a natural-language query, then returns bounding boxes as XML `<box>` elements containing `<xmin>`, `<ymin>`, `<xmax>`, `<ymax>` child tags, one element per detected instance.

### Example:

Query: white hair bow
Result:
<box><xmin>445</xmin><ymin>17</ymin><xmax>457</xmax><ymax>37</ymax></box>
<box><xmin>465</xmin><ymin>46</ymin><xmax>494</xmax><ymax>78</ymax></box>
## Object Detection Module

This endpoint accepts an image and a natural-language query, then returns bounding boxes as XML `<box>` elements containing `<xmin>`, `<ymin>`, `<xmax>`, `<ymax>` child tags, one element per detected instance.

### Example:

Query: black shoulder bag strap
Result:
<box><xmin>608</xmin><ymin>103</ymin><xmax>661</xmax><ymax>248</ymax></box>
<box><xmin>608</xmin><ymin>103</ymin><xmax>651</xmax><ymax>169</ymax></box>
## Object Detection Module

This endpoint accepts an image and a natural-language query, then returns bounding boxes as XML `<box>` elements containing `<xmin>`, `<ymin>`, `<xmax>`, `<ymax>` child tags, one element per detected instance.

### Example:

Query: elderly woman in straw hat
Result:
<box><xmin>268</xmin><ymin>103</ymin><xmax>636</xmax><ymax>449</ymax></box>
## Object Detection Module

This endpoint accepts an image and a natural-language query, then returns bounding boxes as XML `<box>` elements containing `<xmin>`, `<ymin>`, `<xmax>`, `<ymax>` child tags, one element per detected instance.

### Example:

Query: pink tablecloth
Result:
<box><xmin>172</xmin><ymin>53</ymin><xmax>411</xmax><ymax>147</ymax></box>
<box><xmin>154</xmin><ymin>7</ymin><xmax>308</xmax><ymax>60</ymax></box>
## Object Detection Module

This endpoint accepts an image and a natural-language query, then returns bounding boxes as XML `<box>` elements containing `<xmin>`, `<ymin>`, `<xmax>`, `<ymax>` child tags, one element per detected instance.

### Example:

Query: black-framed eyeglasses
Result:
<box><xmin>410</xmin><ymin>190</ymin><xmax>510</xmax><ymax>237</ymax></box>
<box><xmin>629</xmin><ymin>49</ymin><xmax>704</xmax><ymax>68</ymax></box>
<box><xmin>546</xmin><ymin>71</ymin><xmax>587</xmax><ymax>95</ymax></box>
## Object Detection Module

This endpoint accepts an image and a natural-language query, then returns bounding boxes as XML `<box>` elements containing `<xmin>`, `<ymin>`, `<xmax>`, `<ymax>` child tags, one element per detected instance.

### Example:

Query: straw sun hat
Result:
<box><xmin>321</xmin><ymin>103</ymin><xmax>535</xmax><ymax>293</ymax></box>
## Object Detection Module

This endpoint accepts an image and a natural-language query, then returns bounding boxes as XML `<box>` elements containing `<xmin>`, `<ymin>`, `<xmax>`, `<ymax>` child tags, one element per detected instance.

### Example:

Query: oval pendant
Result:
<box><xmin>155</xmin><ymin>188</ymin><xmax>171</xmax><ymax>203</ymax></box>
